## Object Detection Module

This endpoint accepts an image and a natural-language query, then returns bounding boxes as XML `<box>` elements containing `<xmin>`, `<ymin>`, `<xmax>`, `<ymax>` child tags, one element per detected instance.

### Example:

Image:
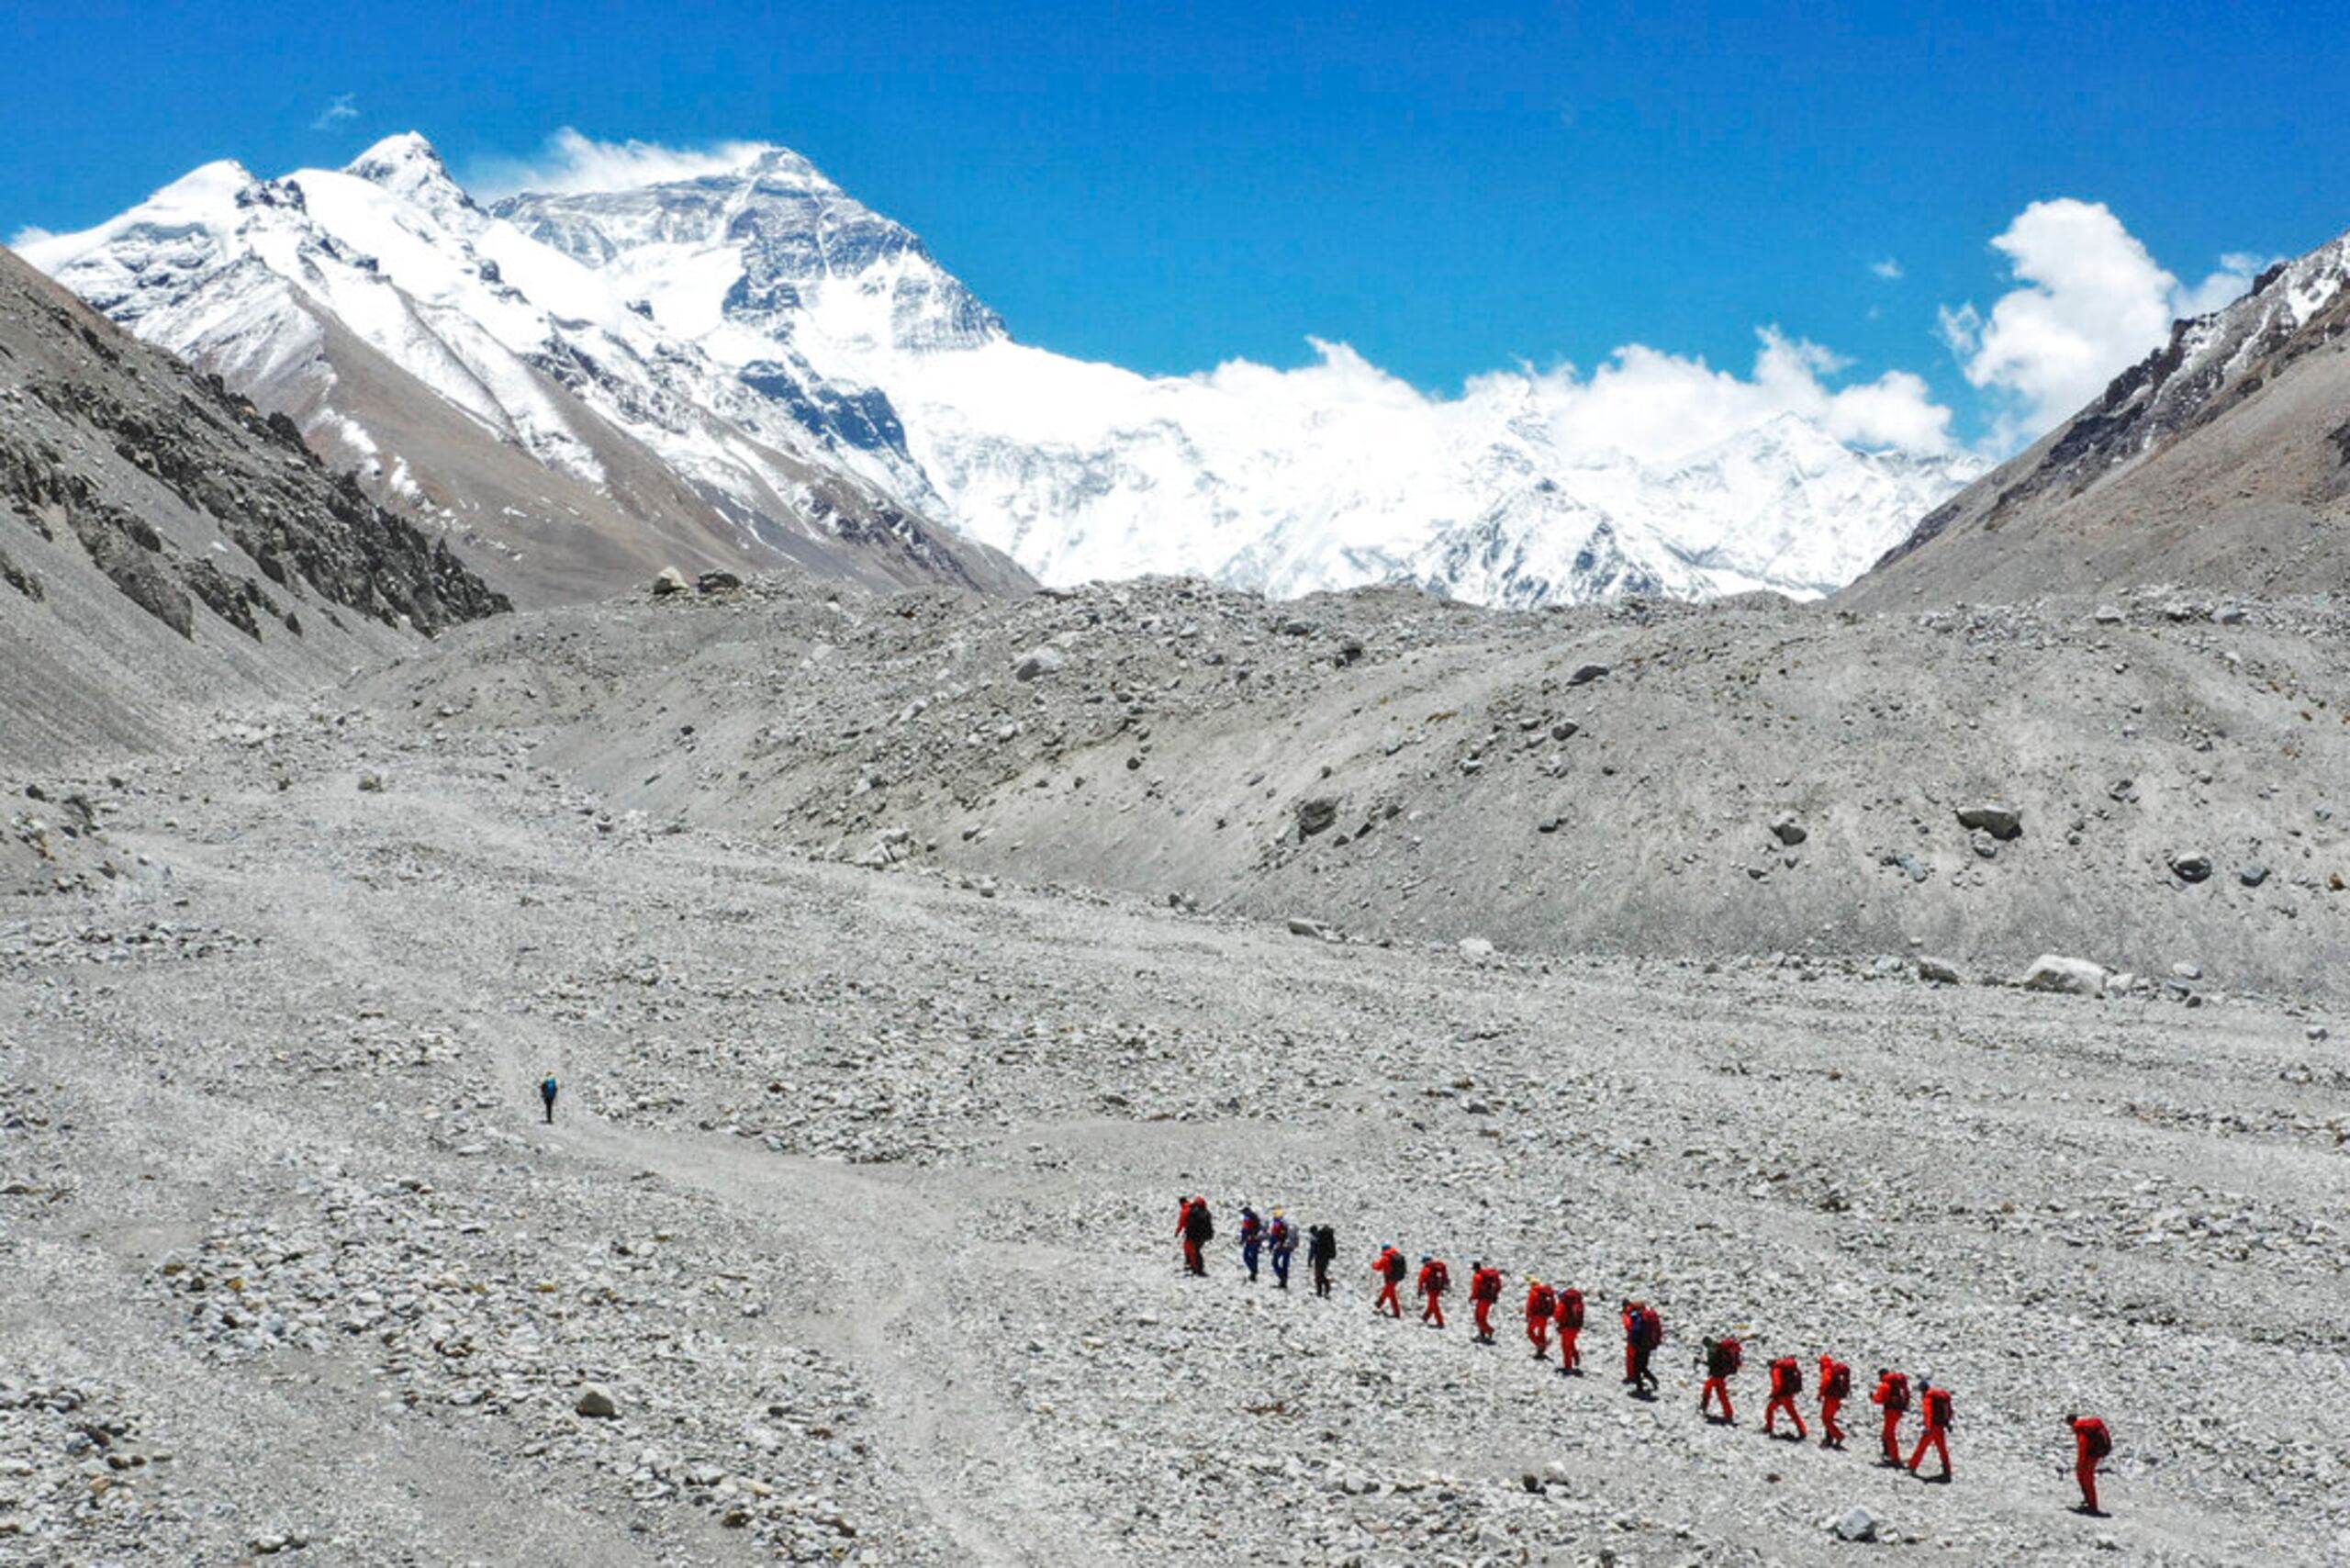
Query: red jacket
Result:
<box><xmin>1872</xmin><ymin>1372</ymin><xmax>1910</xmax><ymax>1412</ymax></box>
<box><xmin>1471</xmin><ymin>1267</ymin><xmax>1502</xmax><ymax>1304</ymax></box>
<box><xmin>1769</xmin><ymin>1357</ymin><xmax>1803</xmax><ymax>1397</ymax></box>
<box><xmin>1818</xmin><ymin>1357</ymin><xmax>1851</xmax><ymax>1400</ymax></box>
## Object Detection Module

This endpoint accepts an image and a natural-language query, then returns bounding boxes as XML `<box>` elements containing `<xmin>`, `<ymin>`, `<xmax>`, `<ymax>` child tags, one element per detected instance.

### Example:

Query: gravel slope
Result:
<box><xmin>4</xmin><ymin>706</ymin><xmax>2343</xmax><ymax>1564</ymax></box>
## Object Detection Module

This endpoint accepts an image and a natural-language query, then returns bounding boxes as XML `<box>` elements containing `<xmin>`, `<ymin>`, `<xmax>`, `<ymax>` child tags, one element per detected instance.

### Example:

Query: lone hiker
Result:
<box><xmin>1763</xmin><ymin>1354</ymin><xmax>1809</xmax><ymax>1439</ymax></box>
<box><xmin>1699</xmin><ymin>1334</ymin><xmax>1741</xmax><ymax>1423</ymax></box>
<box><xmin>1178</xmin><ymin>1196</ymin><xmax>1214</xmax><ymax>1277</ymax></box>
<box><xmin>1238</xmin><ymin>1205</ymin><xmax>1265</xmax><ymax>1282</ymax></box>
<box><xmin>1818</xmin><ymin>1354</ymin><xmax>1852</xmax><ymax>1449</ymax></box>
<box><xmin>540</xmin><ymin>1074</ymin><xmax>558</xmax><ymax>1125</ymax></box>
<box><xmin>1416</xmin><ymin>1255</ymin><xmax>1450</xmax><ymax>1329</ymax></box>
<box><xmin>1268</xmin><ymin>1209</ymin><xmax>1296</xmax><ymax>1290</ymax></box>
<box><xmin>1469</xmin><ymin>1260</ymin><xmax>1503</xmax><ymax>1342</ymax></box>
<box><xmin>2067</xmin><ymin>1414</ymin><xmax>2112</xmax><ymax>1516</ymax></box>
<box><xmin>1908</xmin><ymin>1380</ymin><xmax>1955</xmax><ymax>1482</ymax></box>
<box><xmin>1555</xmin><ymin>1285</ymin><xmax>1584</xmax><ymax>1374</ymax></box>
<box><xmin>1525</xmin><ymin>1279</ymin><xmax>1556</xmax><ymax>1359</ymax></box>
<box><xmin>1307</xmin><ymin>1224</ymin><xmax>1337</xmax><ymax>1297</ymax></box>
<box><xmin>1872</xmin><ymin>1368</ymin><xmax>1911</xmax><ymax>1467</ymax></box>
<box><xmin>1372</xmin><ymin>1244</ymin><xmax>1407</xmax><ymax>1317</ymax></box>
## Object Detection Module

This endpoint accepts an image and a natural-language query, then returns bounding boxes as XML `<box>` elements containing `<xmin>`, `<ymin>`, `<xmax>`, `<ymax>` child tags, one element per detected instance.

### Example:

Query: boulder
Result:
<box><xmin>356</xmin><ymin>770</ymin><xmax>386</xmax><ymax>795</ymax></box>
<box><xmin>1566</xmin><ymin>662</ymin><xmax>1610</xmax><ymax>686</ymax></box>
<box><xmin>1012</xmin><ymin>646</ymin><xmax>1066</xmax><ymax>681</ymax></box>
<box><xmin>1827</xmin><ymin>1506</ymin><xmax>1879</xmax><ymax>1542</ymax></box>
<box><xmin>1915</xmin><ymin>956</ymin><xmax>1964</xmax><ymax>986</ymax></box>
<box><xmin>650</xmin><ymin>566</ymin><xmax>690</xmax><ymax>597</ymax></box>
<box><xmin>1955</xmin><ymin>803</ymin><xmax>2022</xmax><ymax>840</ymax></box>
<box><xmin>575</xmin><ymin>1383</ymin><xmax>619</xmax><ymax>1419</ymax></box>
<box><xmin>695</xmin><ymin>569</ymin><xmax>743</xmax><ymax>594</ymax></box>
<box><xmin>2169</xmin><ymin>851</ymin><xmax>2213</xmax><ymax>883</ymax></box>
<box><xmin>1458</xmin><ymin>937</ymin><xmax>1496</xmax><ymax>962</ymax></box>
<box><xmin>1769</xmin><ymin>812</ymin><xmax>1807</xmax><ymax>846</ymax></box>
<box><xmin>2091</xmin><ymin>605</ymin><xmax>2125</xmax><ymax>625</ymax></box>
<box><xmin>2020</xmin><ymin>955</ymin><xmax>2109</xmax><ymax>998</ymax></box>
<box><xmin>1286</xmin><ymin>917</ymin><xmax>1332</xmax><ymax>940</ymax></box>
<box><xmin>2238</xmin><ymin>863</ymin><xmax>2270</xmax><ymax>888</ymax></box>
<box><xmin>1294</xmin><ymin>798</ymin><xmax>1339</xmax><ymax>837</ymax></box>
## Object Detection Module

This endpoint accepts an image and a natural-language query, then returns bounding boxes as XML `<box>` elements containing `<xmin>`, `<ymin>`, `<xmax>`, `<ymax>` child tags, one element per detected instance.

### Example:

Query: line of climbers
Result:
<box><xmin>1173</xmin><ymin>1196</ymin><xmax>2115</xmax><ymax>1518</ymax></box>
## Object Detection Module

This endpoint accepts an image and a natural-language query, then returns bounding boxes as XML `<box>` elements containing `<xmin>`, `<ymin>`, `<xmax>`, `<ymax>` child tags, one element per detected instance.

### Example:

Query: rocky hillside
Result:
<box><xmin>21</xmin><ymin>139</ymin><xmax>1032</xmax><ymax>605</ymax></box>
<box><xmin>366</xmin><ymin>573</ymin><xmax>2349</xmax><ymax>999</ymax></box>
<box><xmin>1853</xmin><ymin>223</ymin><xmax>2350</xmax><ymax>605</ymax></box>
<box><xmin>0</xmin><ymin>243</ymin><xmax>508</xmax><ymax>783</ymax></box>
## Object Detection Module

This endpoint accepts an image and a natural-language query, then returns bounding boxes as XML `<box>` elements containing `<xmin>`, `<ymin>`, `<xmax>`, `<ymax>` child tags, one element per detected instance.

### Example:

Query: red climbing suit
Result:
<box><xmin>1525</xmin><ymin>1283</ymin><xmax>1556</xmax><ymax>1357</ymax></box>
<box><xmin>1872</xmin><ymin>1371</ymin><xmax>1910</xmax><ymax>1464</ymax></box>
<box><xmin>1764</xmin><ymin>1356</ymin><xmax>1808</xmax><ymax>1438</ymax></box>
<box><xmin>1700</xmin><ymin>1338</ymin><xmax>1740</xmax><ymax>1421</ymax></box>
<box><xmin>1417</xmin><ymin>1259</ymin><xmax>1449</xmax><ymax>1327</ymax></box>
<box><xmin>2071</xmin><ymin>1417</ymin><xmax>2110</xmax><ymax>1513</ymax></box>
<box><xmin>1470</xmin><ymin>1266</ymin><xmax>1502</xmax><ymax>1338</ymax></box>
<box><xmin>1176</xmin><ymin>1197</ymin><xmax>1203</xmax><ymax>1275</ymax></box>
<box><xmin>1372</xmin><ymin>1248</ymin><xmax>1405</xmax><ymax>1317</ymax></box>
<box><xmin>1908</xmin><ymin>1384</ymin><xmax>1954</xmax><ymax>1478</ymax></box>
<box><xmin>1555</xmin><ymin>1287</ymin><xmax>1583</xmax><ymax>1372</ymax></box>
<box><xmin>1818</xmin><ymin>1356</ymin><xmax>1851</xmax><ymax>1447</ymax></box>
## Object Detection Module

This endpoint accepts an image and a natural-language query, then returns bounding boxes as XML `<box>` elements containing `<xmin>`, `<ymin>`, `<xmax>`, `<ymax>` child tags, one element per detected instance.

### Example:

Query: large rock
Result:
<box><xmin>1769</xmin><ymin>812</ymin><xmax>1807</xmax><ymax>846</ymax></box>
<box><xmin>1915</xmin><ymin>956</ymin><xmax>1964</xmax><ymax>986</ymax></box>
<box><xmin>1566</xmin><ymin>662</ymin><xmax>1610</xmax><ymax>686</ymax></box>
<box><xmin>1294</xmin><ymin>798</ymin><xmax>1339</xmax><ymax>837</ymax></box>
<box><xmin>1826</xmin><ymin>1506</ymin><xmax>1879</xmax><ymax>1542</ymax></box>
<box><xmin>2169</xmin><ymin>851</ymin><xmax>2214</xmax><ymax>883</ymax></box>
<box><xmin>1458</xmin><ymin>937</ymin><xmax>1496</xmax><ymax>962</ymax></box>
<box><xmin>650</xmin><ymin>566</ymin><xmax>690</xmax><ymax>597</ymax></box>
<box><xmin>695</xmin><ymin>569</ymin><xmax>744</xmax><ymax>594</ymax></box>
<box><xmin>1012</xmin><ymin>646</ymin><xmax>1066</xmax><ymax>681</ymax></box>
<box><xmin>1955</xmin><ymin>802</ymin><xmax>2022</xmax><ymax>840</ymax></box>
<box><xmin>575</xmin><ymin>1383</ymin><xmax>620</xmax><ymax>1418</ymax></box>
<box><xmin>2020</xmin><ymin>955</ymin><xmax>2109</xmax><ymax>998</ymax></box>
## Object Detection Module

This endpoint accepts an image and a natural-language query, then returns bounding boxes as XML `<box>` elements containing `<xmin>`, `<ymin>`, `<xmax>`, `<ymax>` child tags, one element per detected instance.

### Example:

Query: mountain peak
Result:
<box><xmin>344</xmin><ymin>132</ymin><xmax>465</xmax><ymax>199</ymax></box>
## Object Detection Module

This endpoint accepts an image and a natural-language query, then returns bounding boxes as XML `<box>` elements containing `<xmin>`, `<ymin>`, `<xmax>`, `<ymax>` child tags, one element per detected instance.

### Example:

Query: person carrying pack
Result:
<box><xmin>1468</xmin><ymin>1261</ymin><xmax>1504</xmax><ymax>1343</ymax></box>
<box><xmin>1872</xmin><ymin>1369</ymin><xmax>1912</xmax><ymax>1467</ymax></box>
<box><xmin>1307</xmin><ymin>1224</ymin><xmax>1337</xmax><ymax>1297</ymax></box>
<box><xmin>1624</xmin><ymin>1301</ymin><xmax>1663</xmax><ymax>1397</ymax></box>
<box><xmin>1238</xmin><ymin>1206</ymin><xmax>1265</xmax><ymax>1283</ymax></box>
<box><xmin>1700</xmin><ymin>1336</ymin><xmax>1742</xmax><ymax>1423</ymax></box>
<box><xmin>1179</xmin><ymin>1196</ymin><xmax>1214</xmax><ymax>1277</ymax></box>
<box><xmin>1416</xmin><ymin>1256</ymin><xmax>1450</xmax><ymax>1329</ymax></box>
<box><xmin>1525</xmin><ymin>1280</ymin><xmax>1557</xmax><ymax>1359</ymax></box>
<box><xmin>1764</xmin><ymin>1355</ymin><xmax>1808</xmax><ymax>1439</ymax></box>
<box><xmin>1818</xmin><ymin>1355</ymin><xmax>1852</xmax><ymax>1449</ymax></box>
<box><xmin>1267</xmin><ymin>1210</ymin><xmax>1296</xmax><ymax>1290</ymax></box>
<box><xmin>1908</xmin><ymin>1380</ymin><xmax>1955</xmax><ymax>1482</ymax></box>
<box><xmin>1371</xmin><ymin>1245</ymin><xmax>1407</xmax><ymax>1317</ymax></box>
<box><xmin>1554</xmin><ymin>1286</ymin><xmax>1585</xmax><ymax>1374</ymax></box>
<box><xmin>540</xmin><ymin>1074</ymin><xmax>558</xmax><ymax>1125</ymax></box>
<box><xmin>2066</xmin><ymin>1414</ymin><xmax>2112</xmax><ymax>1515</ymax></box>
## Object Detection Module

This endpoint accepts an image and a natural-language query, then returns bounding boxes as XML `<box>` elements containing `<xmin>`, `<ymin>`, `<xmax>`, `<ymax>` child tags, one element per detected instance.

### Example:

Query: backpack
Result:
<box><xmin>1313</xmin><ymin>1227</ymin><xmax>1337</xmax><ymax>1261</ymax></box>
<box><xmin>1192</xmin><ymin>1208</ymin><xmax>1215</xmax><ymax>1244</ymax></box>
<box><xmin>1528</xmin><ymin>1286</ymin><xmax>1556</xmax><ymax>1318</ymax></box>
<box><xmin>1559</xmin><ymin>1289</ymin><xmax>1584</xmax><ymax>1328</ymax></box>
<box><xmin>1879</xmin><ymin>1373</ymin><xmax>1910</xmax><ymax>1412</ymax></box>
<box><xmin>2082</xmin><ymin>1420</ymin><xmax>2111</xmax><ymax>1460</ymax></box>
<box><xmin>1426</xmin><ymin>1262</ymin><xmax>1449</xmax><ymax>1293</ymax></box>
<box><xmin>1925</xmin><ymin>1388</ymin><xmax>1953</xmax><ymax>1428</ymax></box>
<box><xmin>1771</xmin><ymin>1357</ymin><xmax>1801</xmax><ymax>1394</ymax></box>
<box><xmin>1382</xmin><ymin>1251</ymin><xmax>1406</xmax><ymax>1282</ymax></box>
<box><xmin>1822</xmin><ymin>1362</ymin><xmax>1851</xmax><ymax>1399</ymax></box>
<box><xmin>1642</xmin><ymin>1310</ymin><xmax>1664</xmax><ymax>1350</ymax></box>
<box><xmin>1708</xmin><ymin>1338</ymin><xmax>1741</xmax><ymax>1377</ymax></box>
<box><xmin>541</xmin><ymin>1077</ymin><xmax>557</xmax><ymax>1096</ymax></box>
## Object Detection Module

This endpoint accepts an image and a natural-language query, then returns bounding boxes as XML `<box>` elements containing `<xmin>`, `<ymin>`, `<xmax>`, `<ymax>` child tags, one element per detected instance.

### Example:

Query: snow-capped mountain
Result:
<box><xmin>27</xmin><ymin>132</ymin><xmax>1981</xmax><ymax>607</ymax></box>
<box><xmin>20</xmin><ymin>135</ymin><xmax>1024</xmax><ymax>601</ymax></box>
<box><xmin>495</xmin><ymin>147</ymin><xmax>1983</xmax><ymax>604</ymax></box>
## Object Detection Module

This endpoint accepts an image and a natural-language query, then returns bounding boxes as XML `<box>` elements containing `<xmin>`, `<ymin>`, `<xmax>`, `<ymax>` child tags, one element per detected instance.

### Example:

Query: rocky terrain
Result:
<box><xmin>0</xmin><ymin>244</ymin><xmax>507</xmax><ymax>780</ymax></box>
<box><xmin>0</xmin><ymin>689</ymin><xmax>2343</xmax><ymax>1564</ymax></box>
<box><xmin>365</xmin><ymin>572</ymin><xmax>2348</xmax><ymax>1001</ymax></box>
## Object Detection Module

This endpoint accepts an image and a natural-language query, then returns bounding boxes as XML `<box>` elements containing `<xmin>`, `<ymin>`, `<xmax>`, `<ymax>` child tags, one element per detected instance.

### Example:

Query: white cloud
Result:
<box><xmin>1194</xmin><ymin>328</ymin><xmax>1958</xmax><ymax>468</ymax></box>
<box><xmin>1871</xmin><ymin>257</ymin><xmax>1904</xmax><ymax>281</ymax></box>
<box><xmin>311</xmin><ymin>95</ymin><xmax>359</xmax><ymax>131</ymax></box>
<box><xmin>7</xmin><ymin>225</ymin><xmax>54</xmax><ymax>251</ymax></box>
<box><xmin>1942</xmin><ymin>199</ymin><xmax>2275</xmax><ymax>448</ymax></box>
<box><xmin>466</xmin><ymin>129</ymin><xmax>777</xmax><ymax>199</ymax></box>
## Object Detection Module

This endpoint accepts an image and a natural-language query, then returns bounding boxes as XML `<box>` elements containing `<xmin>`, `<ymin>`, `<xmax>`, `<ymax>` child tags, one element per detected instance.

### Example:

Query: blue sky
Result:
<box><xmin>6</xmin><ymin>1</ymin><xmax>2342</xmax><ymax>449</ymax></box>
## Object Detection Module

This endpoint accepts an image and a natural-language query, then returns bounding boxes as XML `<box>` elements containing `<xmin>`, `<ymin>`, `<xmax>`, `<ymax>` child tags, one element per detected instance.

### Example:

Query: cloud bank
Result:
<box><xmin>1942</xmin><ymin>199</ymin><xmax>2271</xmax><ymax>448</ymax></box>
